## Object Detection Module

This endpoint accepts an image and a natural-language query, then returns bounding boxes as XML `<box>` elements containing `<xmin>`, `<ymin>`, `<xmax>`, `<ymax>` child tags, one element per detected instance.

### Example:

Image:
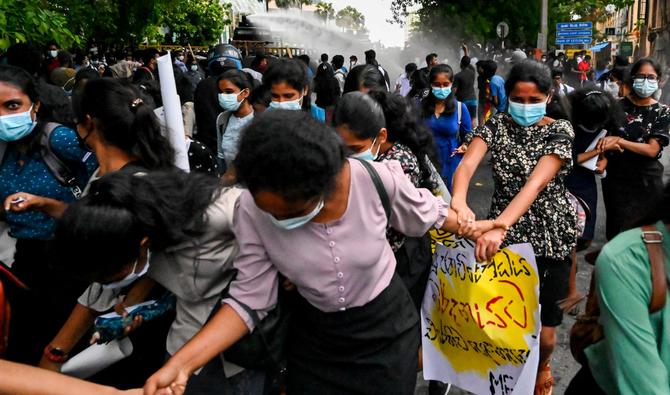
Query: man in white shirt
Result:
<box><xmin>332</xmin><ymin>55</ymin><xmax>347</xmax><ymax>95</ymax></box>
<box><xmin>552</xmin><ymin>69</ymin><xmax>574</xmax><ymax>97</ymax></box>
<box><xmin>395</xmin><ymin>63</ymin><xmax>417</xmax><ymax>97</ymax></box>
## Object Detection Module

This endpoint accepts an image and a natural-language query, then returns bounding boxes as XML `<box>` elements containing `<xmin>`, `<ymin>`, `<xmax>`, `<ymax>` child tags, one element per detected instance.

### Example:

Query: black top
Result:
<box><xmin>608</xmin><ymin>97</ymin><xmax>670</xmax><ymax>174</ymax></box>
<box><xmin>453</xmin><ymin>67</ymin><xmax>476</xmax><ymax>101</ymax></box>
<box><xmin>194</xmin><ymin>77</ymin><xmax>221</xmax><ymax>154</ymax></box>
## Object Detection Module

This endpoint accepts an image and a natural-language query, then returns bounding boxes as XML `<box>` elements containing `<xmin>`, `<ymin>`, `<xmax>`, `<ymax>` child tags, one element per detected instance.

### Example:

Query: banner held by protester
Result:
<box><xmin>422</xmin><ymin>241</ymin><xmax>541</xmax><ymax>395</ymax></box>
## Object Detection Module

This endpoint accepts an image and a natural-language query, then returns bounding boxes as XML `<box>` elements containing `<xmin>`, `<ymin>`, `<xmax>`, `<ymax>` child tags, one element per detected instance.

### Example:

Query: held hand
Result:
<box><xmin>596</xmin><ymin>137</ymin><xmax>624</xmax><ymax>153</ymax></box>
<box><xmin>144</xmin><ymin>364</ymin><xmax>191</xmax><ymax>395</ymax></box>
<box><xmin>451</xmin><ymin>144</ymin><xmax>468</xmax><ymax>157</ymax></box>
<box><xmin>595</xmin><ymin>156</ymin><xmax>608</xmax><ymax>174</ymax></box>
<box><xmin>475</xmin><ymin>228</ymin><xmax>507</xmax><ymax>263</ymax></box>
<box><xmin>3</xmin><ymin>192</ymin><xmax>43</xmax><ymax>213</ymax></box>
<box><xmin>462</xmin><ymin>220</ymin><xmax>509</xmax><ymax>240</ymax></box>
<box><xmin>451</xmin><ymin>202</ymin><xmax>476</xmax><ymax>237</ymax></box>
<box><xmin>37</xmin><ymin>355</ymin><xmax>63</xmax><ymax>373</ymax></box>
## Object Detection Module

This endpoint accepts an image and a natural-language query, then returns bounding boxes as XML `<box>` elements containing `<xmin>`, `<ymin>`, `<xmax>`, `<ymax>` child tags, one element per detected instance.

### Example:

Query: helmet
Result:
<box><xmin>208</xmin><ymin>44</ymin><xmax>242</xmax><ymax>70</ymax></box>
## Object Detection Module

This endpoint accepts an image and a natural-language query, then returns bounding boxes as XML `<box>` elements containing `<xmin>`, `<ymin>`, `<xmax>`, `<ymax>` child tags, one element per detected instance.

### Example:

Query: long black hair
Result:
<box><xmin>368</xmin><ymin>90</ymin><xmax>439</xmax><ymax>189</ymax></box>
<box><xmin>234</xmin><ymin>110</ymin><xmax>346</xmax><ymax>202</ymax></box>
<box><xmin>332</xmin><ymin>91</ymin><xmax>386</xmax><ymax>140</ymax></box>
<box><xmin>73</xmin><ymin>78</ymin><xmax>175</xmax><ymax>169</ymax></box>
<box><xmin>422</xmin><ymin>64</ymin><xmax>456</xmax><ymax>118</ymax></box>
<box><xmin>262</xmin><ymin>58</ymin><xmax>313</xmax><ymax>112</ymax></box>
<box><xmin>568</xmin><ymin>87</ymin><xmax>625</xmax><ymax>133</ymax></box>
<box><xmin>343</xmin><ymin>64</ymin><xmax>387</xmax><ymax>94</ymax></box>
<box><xmin>53</xmin><ymin>170</ymin><xmax>221</xmax><ymax>282</ymax></box>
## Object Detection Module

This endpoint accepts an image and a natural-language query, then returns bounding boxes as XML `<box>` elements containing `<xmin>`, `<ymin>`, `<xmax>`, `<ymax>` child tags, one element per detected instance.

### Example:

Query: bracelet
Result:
<box><xmin>43</xmin><ymin>345</ymin><xmax>69</xmax><ymax>363</ymax></box>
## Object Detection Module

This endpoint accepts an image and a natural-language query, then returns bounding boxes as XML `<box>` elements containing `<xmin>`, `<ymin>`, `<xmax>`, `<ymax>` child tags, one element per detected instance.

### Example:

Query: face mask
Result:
<box><xmin>48</xmin><ymin>50</ymin><xmax>58</xmax><ymax>58</ymax></box>
<box><xmin>270</xmin><ymin>199</ymin><xmax>324</xmax><ymax>230</ymax></box>
<box><xmin>102</xmin><ymin>259</ymin><xmax>150</xmax><ymax>290</ymax></box>
<box><xmin>0</xmin><ymin>106</ymin><xmax>37</xmax><ymax>142</ymax></box>
<box><xmin>190</xmin><ymin>65</ymin><xmax>198</xmax><ymax>72</ymax></box>
<box><xmin>605</xmin><ymin>81</ymin><xmax>619</xmax><ymax>96</ymax></box>
<box><xmin>351</xmin><ymin>137</ymin><xmax>379</xmax><ymax>161</ymax></box>
<box><xmin>633</xmin><ymin>78</ymin><xmax>659</xmax><ymax>98</ymax></box>
<box><xmin>432</xmin><ymin>87</ymin><xmax>452</xmax><ymax>100</ymax></box>
<box><xmin>508</xmin><ymin>101</ymin><xmax>547</xmax><ymax>127</ymax></box>
<box><xmin>178</xmin><ymin>55</ymin><xmax>185</xmax><ymax>61</ymax></box>
<box><xmin>218</xmin><ymin>91</ymin><xmax>245</xmax><ymax>111</ymax></box>
<box><xmin>269</xmin><ymin>96</ymin><xmax>302</xmax><ymax>111</ymax></box>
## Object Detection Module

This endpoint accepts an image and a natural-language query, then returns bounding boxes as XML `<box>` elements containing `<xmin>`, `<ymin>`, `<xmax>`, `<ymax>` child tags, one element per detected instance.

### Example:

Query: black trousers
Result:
<box><xmin>565</xmin><ymin>365</ymin><xmax>606</xmax><ymax>395</ymax></box>
<box><xmin>5</xmin><ymin>239</ymin><xmax>88</xmax><ymax>365</ymax></box>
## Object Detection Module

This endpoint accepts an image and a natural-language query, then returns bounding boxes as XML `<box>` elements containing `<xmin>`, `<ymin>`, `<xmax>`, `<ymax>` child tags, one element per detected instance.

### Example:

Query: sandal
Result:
<box><xmin>534</xmin><ymin>364</ymin><xmax>554</xmax><ymax>395</ymax></box>
<box><xmin>558</xmin><ymin>293</ymin><xmax>586</xmax><ymax>316</ymax></box>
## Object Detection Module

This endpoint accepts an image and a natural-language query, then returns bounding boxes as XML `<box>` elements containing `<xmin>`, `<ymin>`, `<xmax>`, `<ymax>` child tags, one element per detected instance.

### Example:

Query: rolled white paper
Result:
<box><xmin>156</xmin><ymin>52</ymin><xmax>190</xmax><ymax>172</ymax></box>
<box><xmin>61</xmin><ymin>337</ymin><xmax>133</xmax><ymax>379</ymax></box>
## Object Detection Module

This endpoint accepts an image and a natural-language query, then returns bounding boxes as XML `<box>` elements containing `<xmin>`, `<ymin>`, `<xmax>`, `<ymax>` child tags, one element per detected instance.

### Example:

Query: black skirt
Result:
<box><xmin>286</xmin><ymin>275</ymin><xmax>419</xmax><ymax>395</ymax></box>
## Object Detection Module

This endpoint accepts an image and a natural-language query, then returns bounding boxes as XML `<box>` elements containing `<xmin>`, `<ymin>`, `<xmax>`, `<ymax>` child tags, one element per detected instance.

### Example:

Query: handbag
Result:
<box><xmin>570</xmin><ymin>224</ymin><xmax>668</xmax><ymax>364</ymax></box>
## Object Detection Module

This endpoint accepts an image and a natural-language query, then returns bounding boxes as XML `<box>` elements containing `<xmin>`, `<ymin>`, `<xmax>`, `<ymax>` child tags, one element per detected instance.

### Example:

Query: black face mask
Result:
<box><xmin>76</xmin><ymin>128</ymin><xmax>93</xmax><ymax>152</ymax></box>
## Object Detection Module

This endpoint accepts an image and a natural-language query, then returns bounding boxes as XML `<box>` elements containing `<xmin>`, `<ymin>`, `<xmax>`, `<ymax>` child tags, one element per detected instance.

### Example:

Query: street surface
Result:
<box><xmin>415</xmin><ymin>148</ymin><xmax>670</xmax><ymax>395</ymax></box>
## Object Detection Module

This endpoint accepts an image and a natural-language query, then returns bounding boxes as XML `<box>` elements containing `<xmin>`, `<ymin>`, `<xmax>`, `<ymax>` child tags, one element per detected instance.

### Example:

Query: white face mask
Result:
<box><xmin>269</xmin><ymin>96</ymin><xmax>303</xmax><ymax>111</ymax></box>
<box><xmin>48</xmin><ymin>50</ymin><xmax>58</xmax><ymax>58</ymax></box>
<box><xmin>102</xmin><ymin>259</ymin><xmax>150</xmax><ymax>290</ymax></box>
<box><xmin>350</xmin><ymin>137</ymin><xmax>380</xmax><ymax>161</ymax></box>
<box><xmin>269</xmin><ymin>199</ymin><xmax>324</xmax><ymax>230</ymax></box>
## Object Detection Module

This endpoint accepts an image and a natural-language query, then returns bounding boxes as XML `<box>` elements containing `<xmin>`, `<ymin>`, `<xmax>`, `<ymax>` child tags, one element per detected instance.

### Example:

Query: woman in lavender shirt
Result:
<box><xmin>144</xmin><ymin>110</ymin><xmax>505</xmax><ymax>395</ymax></box>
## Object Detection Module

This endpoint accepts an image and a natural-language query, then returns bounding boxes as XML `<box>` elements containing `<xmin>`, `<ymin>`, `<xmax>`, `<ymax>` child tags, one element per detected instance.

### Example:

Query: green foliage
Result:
<box><xmin>149</xmin><ymin>0</ymin><xmax>231</xmax><ymax>46</ymax></box>
<box><xmin>275</xmin><ymin>0</ymin><xmax>312</xmax><ymax>9</ymax></box>
<box><xmin>335</xmin><ymin>6</ymin><xmax>366</xmax><ymax>33</ymax></box>
<box><xmin>391</xmin><ymin>0</ymin><xmax>634</xmax><ymax>48</ymax></box>
<box><xmin>0</xmin><ymin>0</ymin><xmax>80</xmax><ymax>50</ymax></box>
<box><xmin>315</xmin><ymin>2</ymin><xmax>336</xmax><ymax>23</ymax></box>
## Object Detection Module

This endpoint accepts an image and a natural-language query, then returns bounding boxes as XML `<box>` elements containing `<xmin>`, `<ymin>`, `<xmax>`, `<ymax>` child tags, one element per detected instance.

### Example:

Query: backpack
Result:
<box><xmin>570</xmin><ymin>224</ymin><xmax>668</xmax><ymax>364</ymax></box>
<box><xmin>40</xmin><ymin>123</ymin><xmax>87</xmax><ymax>199</ymax></box>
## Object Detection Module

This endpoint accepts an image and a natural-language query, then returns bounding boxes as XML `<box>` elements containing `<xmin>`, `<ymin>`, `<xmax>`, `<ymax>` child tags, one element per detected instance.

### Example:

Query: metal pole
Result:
<box><xmin>541</xmin><ymin>0</ymin><xmax>549</xmax><ymax>51</ymax></box>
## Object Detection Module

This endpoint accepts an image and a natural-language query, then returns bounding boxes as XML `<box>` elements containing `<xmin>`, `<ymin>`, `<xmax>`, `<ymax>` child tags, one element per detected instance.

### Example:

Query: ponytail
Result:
<box><xmin>74</xmin><ymin>78</ymin><xmax>175</xmax><ymax>169</ymax></box>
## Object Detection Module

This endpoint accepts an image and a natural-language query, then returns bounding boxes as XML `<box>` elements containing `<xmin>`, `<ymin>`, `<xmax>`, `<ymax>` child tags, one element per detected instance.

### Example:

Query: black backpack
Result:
<box><xmin>39</xmin><ymin>123</ymin><xmax>87</xmax><ymax>199</ymax></box>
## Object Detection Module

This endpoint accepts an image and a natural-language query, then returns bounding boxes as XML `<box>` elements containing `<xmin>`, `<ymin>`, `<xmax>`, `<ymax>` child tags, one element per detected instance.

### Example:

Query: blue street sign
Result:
<box><xmin>556</xmin><ymin>29</ymin><xmax>592</xmax><ymax>37</ymax></box>
<box><xmin>557</xmin><ymin>22</ymin><xmax>593</xmax><ymax>30</ymax></box>
<box><xmin>556</xmin><ymin>37</ymin><xmax>593</xmax><ymax>45</ymax></box>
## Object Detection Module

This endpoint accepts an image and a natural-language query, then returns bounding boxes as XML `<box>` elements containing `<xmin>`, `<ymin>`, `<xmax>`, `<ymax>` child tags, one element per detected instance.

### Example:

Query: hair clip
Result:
<box><xmin>130</xmin><ymin>98</ymin><xmax>144</xmax><ymax>108</ymax></box>
<box><xmin>585</xmin><ymin>90</ymin><xmax>602</xmax><ymax>96</ymax></box>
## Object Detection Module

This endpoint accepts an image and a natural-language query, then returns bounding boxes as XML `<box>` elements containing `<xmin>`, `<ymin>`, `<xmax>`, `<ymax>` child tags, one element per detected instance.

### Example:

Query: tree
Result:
<box><xmin>390</xmin><ymin>0</ymin><xmax>634</xmax><ymax>49</ymax></box>
<box><xmin>315</xmin><ymin>2</ymin><xmax>335</xmax><ymax>23</ymax></box>
<box><xmin>0</xmin><ymin>0</ymin><xmax>80</xmax><ymax>50</ymax></box>
<box><xmin>276</xmin><ymin>0</ymin><xmax>312</xmax><ymax>10</ymax></box>
<box><xmin>149</xmin><ymin>0</ymin><xmax>231</xmax><ymax>45</ymax></box>
<box><xmin>335</xmin><ymin>6</ymin><xmax>366</xmax><ymax>33</ymax></box>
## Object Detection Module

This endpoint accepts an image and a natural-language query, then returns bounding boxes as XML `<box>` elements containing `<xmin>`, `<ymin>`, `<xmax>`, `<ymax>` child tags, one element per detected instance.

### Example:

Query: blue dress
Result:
<box><xmin>425</xmin><ymin>102</ymin><xmax>472</xmax><ymax>192</ymax></box>
<box><xmin>0</xmin><ymin>125</ymin><xmax>97</xmax><ymax>240</ymax></box>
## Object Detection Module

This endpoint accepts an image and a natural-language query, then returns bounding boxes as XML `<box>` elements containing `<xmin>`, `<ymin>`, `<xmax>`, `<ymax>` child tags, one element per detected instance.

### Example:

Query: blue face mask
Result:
<box><xmin>508</xmin><ymin>101</ymin><xmax>546</xmax><ymax>127</ymax></box>
<box><xmin>350</xmin><ymin>137</ymin><xmax>379</xmax><ymax>161</ymax></box>
<box><xmin>269</xmin><ymin>96</ymin><xmax>303</xmax><ymax>111</ymax></box>
<box><xmin>218</xmin><ymin>91</ymin><xmax>244</xmax><ymax>112</ymax></box>
<box><xmin>633</xmin><ymin>78</ymin><xmax>658</xmax><ymax>98</ymax></box>
<box><xmin>270</xmin><ymin>199</ymin><xmax>324</xmax><ymax>230</ymax></box>
<box><xmin>0</xmin><ymin>105</ymin><xmax>37</xmax><ymax>142</ymax></box>
<box><xmin>432</xmin><ymin>87</ymin><xmax>452</xmax><ymax>100</ymax></box>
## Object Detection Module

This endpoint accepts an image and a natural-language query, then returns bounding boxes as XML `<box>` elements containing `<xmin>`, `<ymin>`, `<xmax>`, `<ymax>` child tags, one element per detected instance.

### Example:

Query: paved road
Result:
<box><xmin>415</xmin><ymin>148</ymin><xmax>670</xmax><ymax>395</ymax></box>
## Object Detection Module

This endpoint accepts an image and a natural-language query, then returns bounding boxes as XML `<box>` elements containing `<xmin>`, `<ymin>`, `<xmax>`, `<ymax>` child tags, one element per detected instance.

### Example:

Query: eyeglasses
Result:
<box><xmin>634</xmin><ymin>74</ymin><xmax>658</xmax><ymax>81</ymax></box>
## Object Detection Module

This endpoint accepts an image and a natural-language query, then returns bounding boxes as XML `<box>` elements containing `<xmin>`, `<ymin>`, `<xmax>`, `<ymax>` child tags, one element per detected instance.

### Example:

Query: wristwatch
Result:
<box><xmin>44</xmin><ymin>345</ymin><xmax>69</xmax><ymax>363</ymax></box>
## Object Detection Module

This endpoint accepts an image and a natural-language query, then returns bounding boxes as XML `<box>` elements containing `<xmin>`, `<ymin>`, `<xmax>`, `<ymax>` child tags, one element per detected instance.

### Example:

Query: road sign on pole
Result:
<box><xmin>555</xmin><ymin>21</ymin><xmax>593</xmax><ymax>46</ymax></box>
<box><xmin>556</xmin><ymin>37</ymin><xmax>593</xmax><ymax>45</ymax></box>
<box><xmin>496</xmin><ymin>22</ymin><xmax>509</xmax><ymax>39</ymax></box>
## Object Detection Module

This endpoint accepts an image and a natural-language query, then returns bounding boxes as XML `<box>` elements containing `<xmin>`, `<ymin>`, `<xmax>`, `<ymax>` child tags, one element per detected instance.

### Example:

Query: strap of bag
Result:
<box><xmin>355</xmin><ymin>159</ymin><xmax>391</xmax><ymax>222</ymax></box>
<box><xmin>215</xmin><ymin>111</ymin><xmax>232</xmax><ymax>161</ymax></box>
<box><xmin>641</xmin><ymin>225</ymin><xmax>668</xmax><ymax>313</ymax></box>
<box><xmin>40</xmin><ymin>123</ymin><xmax>83</xmax><ymax>199</ymax></box>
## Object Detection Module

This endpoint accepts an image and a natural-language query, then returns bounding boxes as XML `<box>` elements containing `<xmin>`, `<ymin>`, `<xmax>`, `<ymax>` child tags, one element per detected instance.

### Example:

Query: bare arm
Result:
<box><xmin>576</xmin><ymin>149</ymin><xmax>600</xmax><ymax>164</ymax></box>
<box><xmin>144</xmin><ymin>304</ymin><xmax>249</xmax><ymax>395</ymax></box>
<box><xmin>4</xmin><ymin>193</ymin><xmax>68</xmax><ymax>218</ymax></box>
<box><xmin>38</xmin><ymin>304</ymin><xmax>97</xmax><ymax>371</ymax></box>
<box><xmin>451</xmin><ymin>137</ymin><xmax>488</xmax><ymax>234</ymax></box>
<box><xmin>0</xmin><ymin>360</ymin><xmax>138</xmax><ymax>395</ymax></box>
<box><xmin>597</xmin><ymin>136</ymin><xmax>661</xmax><ymax>158</ymax></box>
<box><xmin>475</xmin><ymin>154</ymin><xmax>564</xmax><ymax>262</ymax></box>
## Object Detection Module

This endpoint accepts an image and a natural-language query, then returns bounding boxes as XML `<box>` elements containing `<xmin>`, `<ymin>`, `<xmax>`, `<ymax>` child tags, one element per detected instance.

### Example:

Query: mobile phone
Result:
<box><xmin>10</xmin><ymin>197</ymin><xmax>26</xmax><ymax>205</ymax></box>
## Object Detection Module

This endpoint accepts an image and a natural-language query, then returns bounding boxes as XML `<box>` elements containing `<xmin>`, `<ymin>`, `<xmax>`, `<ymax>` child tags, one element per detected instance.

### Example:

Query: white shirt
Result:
<box><xmin>395</xmin><ymin>73</ymin><xmax>411</xmax><ymax>97</ymax></box>
<box><xmin>556</xmin><ymin>83</ymin><xmax>574</xmax><ymax>97</ymax></box>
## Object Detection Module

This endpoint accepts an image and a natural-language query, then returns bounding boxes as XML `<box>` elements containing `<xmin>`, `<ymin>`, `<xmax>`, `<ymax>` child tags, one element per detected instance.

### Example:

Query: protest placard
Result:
<box><xmin>422</xmin><ymin>241</ymin><xmax>541</xmax><ymax>395</ymax></box>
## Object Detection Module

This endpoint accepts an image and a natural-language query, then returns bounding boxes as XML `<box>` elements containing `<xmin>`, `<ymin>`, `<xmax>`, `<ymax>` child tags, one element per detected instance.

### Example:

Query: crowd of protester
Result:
<box><xmin>0</xmin><ymin>39</ymin><xmax>669</xmax><ymax>395</ymax></box>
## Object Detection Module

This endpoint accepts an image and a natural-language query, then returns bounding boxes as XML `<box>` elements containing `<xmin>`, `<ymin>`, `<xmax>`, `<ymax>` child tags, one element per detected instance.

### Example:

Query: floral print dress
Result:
<box><xmin>474</xmin><ymin>113</ymin><xmax>577</xmax><ymax>260</ymax></box>
<box><xmin>602</xmin><ymin>97</ymin><xmax>670</xmax><ymax>239</ymax></box>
